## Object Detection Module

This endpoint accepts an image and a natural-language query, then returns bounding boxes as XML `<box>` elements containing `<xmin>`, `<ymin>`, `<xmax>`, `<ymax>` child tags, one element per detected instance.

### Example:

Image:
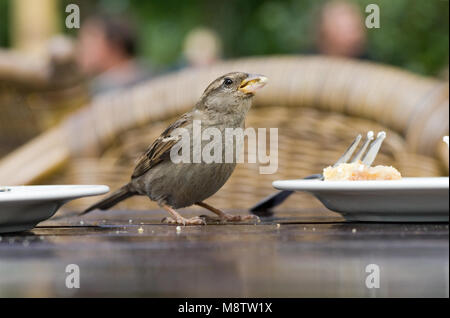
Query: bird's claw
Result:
<box><xmin>161</xmin><ymin>215</ymin><xmax>206</xmax><ymax>226</ymax></box>
<box><xmin>161</xmin><ymin>213</ymin><xmax>259</xmax><ymax>225</ymax></box>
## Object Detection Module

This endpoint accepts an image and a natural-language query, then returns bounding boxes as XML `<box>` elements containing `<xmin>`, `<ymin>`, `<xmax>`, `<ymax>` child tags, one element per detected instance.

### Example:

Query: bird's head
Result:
<box><xmin>197</xmin><ymin>72</ymin><xmax>268</xmax><ymax>113</ymax></box>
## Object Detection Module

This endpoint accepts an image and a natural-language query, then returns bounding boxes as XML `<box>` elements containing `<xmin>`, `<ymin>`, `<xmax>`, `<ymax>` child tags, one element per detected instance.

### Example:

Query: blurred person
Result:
<box><xmin>76</xmin><ymin>15</ymin><xmax>150</xmax><ymax>95</ymax></box>
<box><xmin>315</xmin><ymin>0</ymin><xmax>368</xmax><ymax>59</ymax></box>
<box><xmin>182</xmin><ymin>27</ymin><xmax>222</xmax><ymax>68</ymax></box>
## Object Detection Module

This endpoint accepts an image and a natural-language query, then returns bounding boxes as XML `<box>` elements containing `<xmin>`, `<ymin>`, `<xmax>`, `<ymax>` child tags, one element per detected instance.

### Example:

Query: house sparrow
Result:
<box><xmin>83</xmin><ymin>72</ymin><xmax>268</xmax><ymax>225</ymax></box>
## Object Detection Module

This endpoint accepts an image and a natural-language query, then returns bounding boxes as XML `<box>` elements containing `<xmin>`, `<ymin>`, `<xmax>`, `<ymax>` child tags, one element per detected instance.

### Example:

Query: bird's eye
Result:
<box><xmin>223</xmin><ymin>78</ymin><xmax>233</xmax><ymax>86</ymax></box>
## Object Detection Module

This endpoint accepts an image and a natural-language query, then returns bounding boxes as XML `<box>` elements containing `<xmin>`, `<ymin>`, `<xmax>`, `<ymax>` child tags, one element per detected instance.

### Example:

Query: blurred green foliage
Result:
<box><xmin>1</xmin><ymin>0</ymin><xmax>449</xmax><ymax>76</ymax></box>
<box><xmin>361</xmin><ymin>0</ymin><xmax>449</xmax><ymax>75</ymax></box>
<box><xmin>0</xmin><ymin>0</ymin><xmax>10</xmax><ymax>47</ymax></box>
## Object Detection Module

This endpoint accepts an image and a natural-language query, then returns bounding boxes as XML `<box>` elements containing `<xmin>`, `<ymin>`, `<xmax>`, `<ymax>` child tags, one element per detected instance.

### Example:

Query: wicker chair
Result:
<box><xmin>1</xmin><ymin>56</ymin><xmax>448</xmax><ymax>212</ymax></box>
<box><xmin>0</xmin><ymin>41</ymin><xmax>87</xmax><ymax>157</ymax></box>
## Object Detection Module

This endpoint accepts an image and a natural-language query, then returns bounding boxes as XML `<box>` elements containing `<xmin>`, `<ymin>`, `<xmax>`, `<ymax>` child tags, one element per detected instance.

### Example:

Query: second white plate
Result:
<box><xmin>272</xmin><ymin>177</ymin><xmax>449</xmax><ymax>222</ymax></box>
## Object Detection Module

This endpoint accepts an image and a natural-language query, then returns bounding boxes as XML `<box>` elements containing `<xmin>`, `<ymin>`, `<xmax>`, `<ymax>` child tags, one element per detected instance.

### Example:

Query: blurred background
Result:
<box><xmin>0</xmin><ymin>0</ymin><xmax>448</xmax><ymax>212</ymax></box>
<box><xmin>1</xmin><ymin>0</ymin><xmax>448</xmax><ymax>74</ymax></box>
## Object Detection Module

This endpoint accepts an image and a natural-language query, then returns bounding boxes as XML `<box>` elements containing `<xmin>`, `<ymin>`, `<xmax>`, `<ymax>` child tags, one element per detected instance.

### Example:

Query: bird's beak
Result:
<box><xmin>239</xmin><ymin>74</ymin><xmax>268</xmax><ymax>94</ymax></box>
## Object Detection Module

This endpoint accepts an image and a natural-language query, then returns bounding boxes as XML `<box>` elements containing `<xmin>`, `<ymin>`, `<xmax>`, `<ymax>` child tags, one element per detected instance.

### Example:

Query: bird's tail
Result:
<box><xmin>81</xmin><ymin>184</ymin><xmax>136</xmax><ymax>215</ymax></box>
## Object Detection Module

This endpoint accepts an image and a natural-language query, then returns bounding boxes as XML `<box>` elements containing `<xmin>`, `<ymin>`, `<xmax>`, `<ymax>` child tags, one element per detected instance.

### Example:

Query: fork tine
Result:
<box><xmin>350</xmin><ymin>131</ymin><xmax>374</xmax><ymax>163</ymax></box>
<box><xmin>333</xmin><ymin>134</ymin><xmax>362</xmax><ymax>167</ymax></box>
<box><xmin>361</xmin><ymin>131</ymin><xmax>386</xmax><ymax>166</ymax></box>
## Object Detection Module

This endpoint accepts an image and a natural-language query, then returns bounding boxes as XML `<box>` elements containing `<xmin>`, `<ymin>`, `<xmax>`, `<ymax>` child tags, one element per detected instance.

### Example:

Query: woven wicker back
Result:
<box><xmin>59</xmin><ymin>56</ymin><xmax>448</xmax><ymax>156</ymax></box>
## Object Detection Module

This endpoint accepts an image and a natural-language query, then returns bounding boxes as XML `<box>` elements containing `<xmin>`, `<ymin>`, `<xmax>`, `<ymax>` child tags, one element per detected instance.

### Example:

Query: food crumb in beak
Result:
<box><xmin>239</xmin><ymin>74</ymin><xmax>268</xmax><ymax>94</ymax></box>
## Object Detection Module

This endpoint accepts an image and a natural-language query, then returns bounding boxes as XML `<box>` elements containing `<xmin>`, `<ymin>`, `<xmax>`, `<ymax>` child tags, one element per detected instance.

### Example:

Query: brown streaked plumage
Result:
<box><xmin>83</xmin><ymin>72</ymin><xmax>268</xmax><ymax>225</ymax></box>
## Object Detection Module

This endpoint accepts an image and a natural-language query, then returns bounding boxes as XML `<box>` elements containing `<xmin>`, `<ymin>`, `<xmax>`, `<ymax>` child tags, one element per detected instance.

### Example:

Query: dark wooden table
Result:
<box><xmin>0</xmin><ymin>208</ymin><xmax>448</xmax><ymax>297</ymax></box>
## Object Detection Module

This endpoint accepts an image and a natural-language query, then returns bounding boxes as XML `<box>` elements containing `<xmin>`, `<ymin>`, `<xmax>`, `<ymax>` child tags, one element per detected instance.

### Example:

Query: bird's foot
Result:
<box><xmin>161</xmin><ymin>203</ymin><xmax>206</xmax><ymax>225</ymax></box>
<box><xmin>162</xmin><ymin>215</ymin><xmax>206</xmax><ymax>226</ymax></box>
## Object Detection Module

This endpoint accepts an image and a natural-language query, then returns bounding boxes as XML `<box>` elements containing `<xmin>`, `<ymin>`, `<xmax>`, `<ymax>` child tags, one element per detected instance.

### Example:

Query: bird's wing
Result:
<box><xmin>131</xmin><ymin>113</ymin><xmax>191</xmax><ymax>179</ymax></box>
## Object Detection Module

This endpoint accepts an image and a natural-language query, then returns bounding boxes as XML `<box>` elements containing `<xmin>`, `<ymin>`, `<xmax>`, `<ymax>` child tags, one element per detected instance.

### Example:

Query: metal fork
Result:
<box><xmin>249</xmin><ymin>131</ymin><xmax>386</xmax><ymax>216</ymax></box>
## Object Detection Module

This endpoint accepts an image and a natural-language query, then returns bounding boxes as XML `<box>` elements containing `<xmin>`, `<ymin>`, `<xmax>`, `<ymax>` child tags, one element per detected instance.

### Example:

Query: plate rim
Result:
<box><xmin>0</xmin><ymin>185</ymin><xmax>110</xmax><ymax>203</ymax></box>
<box><xmin>272</xmin><ymin>177</ymin><xmax>450</xmax><ymax>192</ymax></box>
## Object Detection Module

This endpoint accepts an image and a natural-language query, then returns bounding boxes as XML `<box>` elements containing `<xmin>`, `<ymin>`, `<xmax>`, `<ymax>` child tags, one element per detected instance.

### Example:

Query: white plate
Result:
<box><xmin>0</xmin><ymin>185</ymin><xmax>109</xmax><ymax>233</ymax></box>
<box><xmin>272</xmin><ymin>178</ymin><xmax>449</xmax><ymax>222</ymax></box>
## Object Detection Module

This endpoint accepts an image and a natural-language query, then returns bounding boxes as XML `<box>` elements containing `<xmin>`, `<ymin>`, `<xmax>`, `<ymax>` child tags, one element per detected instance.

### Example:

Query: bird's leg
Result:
<box><xmin>196</xmin><ymin>201</ymin><xmax>259</xmax><ymax>222</ymax></box>
<box><xmin>161</xmin><ymin>203</ymin><xmax>205</xmax><ymax>225</ymax></box>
